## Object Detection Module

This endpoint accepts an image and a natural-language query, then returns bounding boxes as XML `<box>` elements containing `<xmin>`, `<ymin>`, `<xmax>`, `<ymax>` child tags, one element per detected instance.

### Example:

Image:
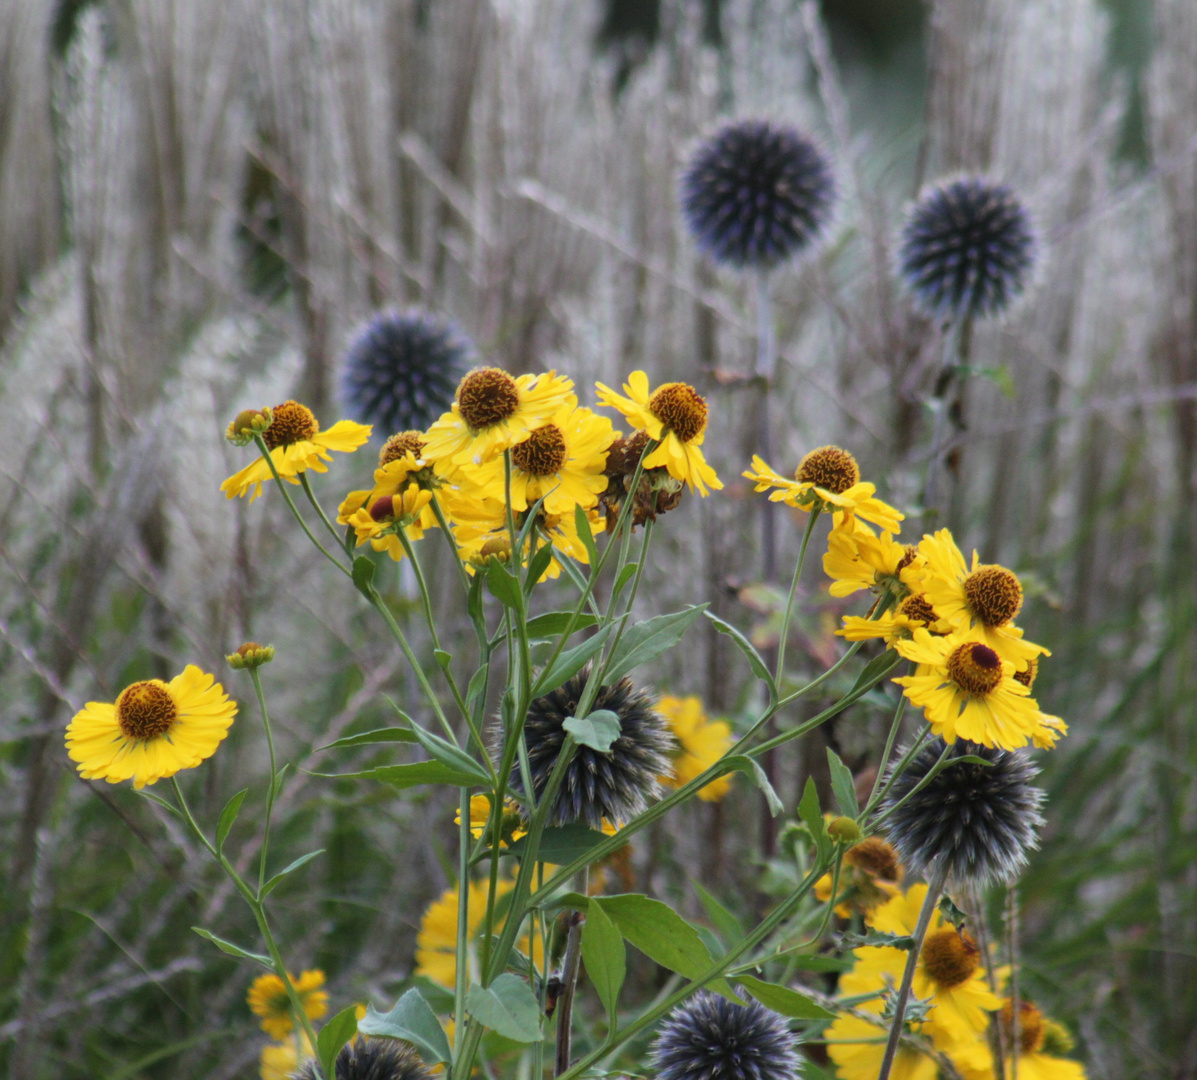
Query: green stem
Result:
<box><xmin>775</xmin><ymin>507</ymin><xmax>821</xmax><ymax>682</ymax></box>
<box><xmin>250</xmin><ymin>669</ymin><xmax>279</xmax><ymax>895</ymax></box>
<box><xmin>299</xmin><ymin>471</ymin><xmax>354</xmax><ymax>555</ymax></box>
<box><xmin>430</xmin><ymin>493</ymin><xmax>475</xmax><ymax>598</ymax></box>
<box><xmin>863</xmin><ymin>690</ymin><xmax>910</xmax><ymax>818</ymax></box>
<box><xmin>453</xmin><ymin>788</ymin><xmax>471</xmax><ymax>1072</ymax></box>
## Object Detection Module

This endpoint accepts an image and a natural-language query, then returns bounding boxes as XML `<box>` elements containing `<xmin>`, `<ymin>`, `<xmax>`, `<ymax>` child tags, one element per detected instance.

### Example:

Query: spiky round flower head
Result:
<box><xmin>341</xmin><ymin>310</ymin><xmax>473</xmax><ymax>435</ymax></box>
<box><xmin>652</xmin><ymin>991</ymin><xmax>802</xmax><ymax>1080</ymax></box>
<box><xmin>294</xmin><ymin>1037</ymin><xmax>434</xmax><ymax>1080</ymax></box>
<box><xmin>899</xmin><ymin>176</ymin><xmax>1036</xmax><ymax>321</ymax></box>
<box><xmin>879</xmin><ymin>737</ymin><xmax>1045</xmax><ymax>886</ymax></box>
<box><xmin>681</xmin><ymin>119</ymin><xmax>835</xmax><ymax>269</ymax></box>
<box><xmin>510</xmin><ymin>671</ymin><xmax>675</xmax><ymax>829</ymax></box>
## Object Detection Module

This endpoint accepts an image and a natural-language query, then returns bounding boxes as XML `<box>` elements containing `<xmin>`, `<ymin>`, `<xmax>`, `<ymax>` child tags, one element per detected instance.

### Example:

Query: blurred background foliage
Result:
<box><xmin>0</xmin><ymin>0</ymin><xmax>1194</xmax><ymax>1077</ymax></box>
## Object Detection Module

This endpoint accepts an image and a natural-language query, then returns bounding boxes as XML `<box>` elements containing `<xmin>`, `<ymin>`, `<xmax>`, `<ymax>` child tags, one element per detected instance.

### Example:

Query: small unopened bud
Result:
<box><xmin>227</xmin><ymin>642</ymin><xmax>275</xmax><ymax>670</ymax></box>
<box><xmin>225</xmin><ymin>407</ymin><xmax>274</xmax><ymax>446</ymax></box>
<box><xmin>828</xmin><ymin>816</ymin><xmax>863</xmax><ymax>843</ymax></box>
<box><xmin>369</xmin><ymin>496</ymin><xmax>396</xmax><ymax>522</ymax></box>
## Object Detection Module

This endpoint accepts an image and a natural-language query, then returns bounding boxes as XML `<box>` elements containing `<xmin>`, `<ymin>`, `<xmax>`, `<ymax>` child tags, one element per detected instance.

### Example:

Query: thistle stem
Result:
<box><xmin>756</xmin><ymin>268</ymin><xmax>779</xmax><ymax>582</ymax></box>
<box><xmin>554</xmin><ymin>910</ymin><xmax>585</xmax><ymax>1076</ymax></box>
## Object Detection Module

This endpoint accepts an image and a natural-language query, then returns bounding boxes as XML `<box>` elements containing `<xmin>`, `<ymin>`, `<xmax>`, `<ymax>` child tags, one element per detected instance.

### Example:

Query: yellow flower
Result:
<box><xmin>944</xmin><ymin>1000</ymin><xmax>1087</xmax><ymax>1080</ymax></box>
<box><xmin>337</xmin><ymin>431</ymin><xmax>445</xmax><ymax>528</ymax></box>
<box><xmin>221</xmin><ymin>400</ymin><xmax>371</xmax><ymax>502</ymax></box>
<box><xmin>893</xmin><ymin>628</ymin><xmax>1067</xmax><ymax>750</ymax></box>
<box><xmin>839</xmin><ymin>592</ymin><xmax>953</xmax><ymax>648</ymax></box>
<box><xmin>814</xmin><ymin>835</ymin><xmax>903</xmax><ymax>918</ymax></box>
<box><xmin>259</xmin><ymin>1032</ymin><xmax>314</xmax><ymax>1080</ymax></box>
<box><xmin>743</xmin><ymin>447</ymin><xmax>903</xmax><ymax>533</ymax></box>
<box><xmin>343</xmin><ymin>483</ymin><xmax>435</xmax><ymax>562</ymax></box>
<box><xmin>455</xmin><ymin>793</ymin><xmax>528</xmax><ymax>847</ymax></box>
<box><xmin>825</xmin><ymin>1013</ymin><xmax>939</xmax><ymax>1080</ymax></box>
<box><xmin>456</xmin><ymin>404</ymin><xmax>615</xmax><ymax>516</ymax></box>
<box><xmin>595</xmin><ymin>371</ymin><xmax>723</xmax><ymax>495</ymax></box>
<box><xmin>422</xmin><ymin>368</ymin><xmax>575</xmax><ymax>468</ymax></box>
<box><xmin>247</xmin><ymin>970</ymin><xmax>329</xmax><ymax>1040</ymax></box>
<box><xmin>823</xmin><ymin>520</ymin><xmax>916</xmax><ymax>599</ymax></box>
<box><xmin>904</xmin><ymin>530</ymin><xmax>1047</xmax><ymax>671</ymax></box>
<box><xmin>65</xmin><ymin>666</ymin><xmax>236</xmax><ymax>789</ymax></box>
<box><xmin>655</xmin><ymin>694</ymin><xmax>733</xmax><ymax>802</ymax></box>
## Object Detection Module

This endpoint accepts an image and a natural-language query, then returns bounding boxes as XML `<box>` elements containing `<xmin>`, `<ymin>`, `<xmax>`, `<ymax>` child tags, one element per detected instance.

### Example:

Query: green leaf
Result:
<box><xmin>317</xmin><ymin>726</ymin><xmax>418</xmax><ymax>752</ymax></box>
<box><xmin>466</xmin><ymin>663</ymin><xmax>490</xmax><ymax>715</ymax></box>
<box><xmin>735</xmin><ymin>975</ymin><xmax>836</xmax><ymax>1020</ymax></box>
<box><xmin>525</xmin><ymin>611</ymin><xmax>600</xmax><ymax>639</ymax></box>
<box><xmin>507</xmin><ymin>825</ymin><xmax>610</xmax><ymax>866</ymax></box>
<box><xmin>724</xmin><ymin>756</ymin><xmax>782</xmax><ymax>816</ymax></box>
<box><xmin>826</xmin><ymin>748</ymin><xmax>859</xmax><ymax>817</ymax></box>
<box><xmin>352</xmin><ymin>555</ymin><xmax>376</xmax><ymax>596</ymax></box>
<box><xmin>583</xmin><ymin>900</ymin><xmax>626</xmax><ymax>1026</ymax></box>
<box><xmin>574</xmin><ymin>504</ymin><xmax>598</xmax><ymax>566</ymax></box>
<box><xmin>135</xmin><ymin>790</ymin><xmax>181</xmax><ymax>818</ymax></box>
<box><xmin>261</xmin><ymin>850</ymin><xmax>325</xmax><ymax>898</ymax></box>
<box><xmin>705</xmin><ymin>612</ymin><xmax>777</xmax><ymax>702</ymax></box>
<box><xmin>798</xmin><ymin>777</ymin><xmax>831</xmax><ymax>863</ymax></box>
<box><xmin>612</xmin><ymin>562</ymin><xmax>638</xmax><ymax>600</ymax></box>
<box><xmin>767</xmin><ymin>951</ymin><xmax>851</xmax><ymax>973</ymax></box>
<box><xmin>190</xmin><ymin>927</ymin><xmax>270</xmax><ymax>967</ymax></box>
<box><xmin>692</xmin><ymin>882</ymin><xmax>744</xmax><ymax>945</ymax></box>
<box><xmin>533</xmin><ymin>625</ymin><xmax>612</xmax><ymax>696</ymax></box>
<box><xmin>318</xmin><ymin>762</ymin><xmax>483</xmax><ymax>789</ymax></box>
<box><xmin>271</xmin><ymin>763</ymin><xmax>290</xmax><ymax>802</ymax></box>
<box><xmin>465</xmin><ymin>973</ymin><xmax>543</xmax><ymax>1042</ymax></box>
<box><xmin>410</xmin><ymin>724</ymin><xmax>491</xmax><ymax>785</ymax></box>
<box><xmin>842</xmin><ymin>929</ymin><xmax>916</xmax><ymax>950</ymax></box>
<box><xmin>603</xmin><ymin>605</ymin><xmax>708</xmax><ymax>684</ymax></box>
<box><xmin>380</xmin><ymin>695</ymin><xmax>417</xmax><ymax>726</ymax></box>
<box><xmin>486</xmin><ymin>558</ymin><xmax>524</xmax><ymax>612</ymax></box>
<box><xmin>434</xmin><ymin>649</ymin><xmax>452</xmax><ymax>670</ymax></box>
<box><xmin>358</xmin><ymin>989</ymin><xmax>452</xmax><ymax>1064</ymax></box>
<box><xmin>216</xmin><ymin>788</ymin><xmax>248</xmax><ymax>852</ymax></box>
<box><xmin>317</xmin><ymin>1004</ymin><xmax>359</xmax><ymax>1078</ymax></box>
<box><xmin>599</xmin><ymin>894</ymin><xmax>736</xmax><ymax>1000</ymax></box>
<box><xmin>847</xmin><ymin>650</ymin><xmax>902</xmax><ymax>697</ymax></box>
<box><xmin>467</xmin><ymin>571</ymin><xmax>486</xmax><ymax>629</ymax></box>
<box><xmin>525</xmin><ymin>543</ymin><xmax>554</xmax><ymax>591</ymax></box>
<box><xmin>563</xmin><ymin>709</ymin><xmax>621</xmax><ymax>752</ymax></box>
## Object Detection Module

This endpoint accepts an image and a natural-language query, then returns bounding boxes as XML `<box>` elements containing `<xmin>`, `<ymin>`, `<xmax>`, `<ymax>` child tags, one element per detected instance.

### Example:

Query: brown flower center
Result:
<box><xmin>796</xmin><ymin>446</ymin><xmax>860</xmax><ymax>494</ymax></box>
<box><xmin>115</xmin><ymin>680</ymin><xmax>178</xmax><ymax>741</ymax></box>
<box><xmin>963</xmin><ymin>564</ymin><xmax>1023</xmax><ymax>626</ymax></box>
<box><xmin>262</xmin><ymin>400</ymin><xmax>318</xmax><ymax>450</ymax></box>
<box><xmin>898</xmin><ymin>594</ymin><xmax>939</xmax><ymax>626</ymax></box>
<box><xmin>648</xmin><ymin>382</ymin><xmax>707</xmax><ymax>442</ymax></box>
<box><xmin>457</xmin><ymin>368</ymin><xmax>520</xmax><ymax>430</ymax></box>
<box><xmin>369</xmin><ymin>496</ymin><xmax>397</xmax><ymax>522</ymax></box>
<box><xmin>512</xmin><ymin>424</ymin><xmax>568</xmax><ymax>476</ymax></box>
<box><xmin>1000</xmin><ymin>999</ymin><xmax>1047</xmax><ymax>1055</ymax></box>
<box><xmin>379</xmin><ymin>431</ymin><xmax>425</xmax><ymax>467</ymax></box>
<box><xmin>896</xmin><ymin>546</ymin><xmax>918</xmax><ymax>573</ymax></box>
<box><xmin>845</xmin><ymin>836</ymin><xmax>902</xmax><ymax>882</ymax></box>
<box><xmin>1013</xmin><ymin>656</ymin><xmax>1038</xmax><ymax>690</ymax></box>
<box><xmin>920</xmin><ymin>927</ymin><xmax>980</xmax><ymax>989</ymax></box>
<box><xmin>946</xmin><ymin>642</ymin><xmax>1004</xmax><ymax>696</ymax></box>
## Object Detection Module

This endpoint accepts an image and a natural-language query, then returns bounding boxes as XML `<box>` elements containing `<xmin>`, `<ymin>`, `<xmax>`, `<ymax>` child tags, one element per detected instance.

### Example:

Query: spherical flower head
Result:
<box><xmin>65</xmin><ymin>666</ymin><xmax>236</xmax><ymax>789</ymax></box>
<box><xmin>681</xmin><ymin>118</ymin><xmax>835</xmax><ymax>269</ymax></box>
<box><xmin>879</xmin><ymin>737</ymin><xmax>1045</xmax><ymax>886</ymax></box>
<box><xmin>652</xmin><ymin>990</ymin><xmax>802</xmax><ymax>1080</ymax></box>
<box><xmin>247</xmin><ymin>969</ymin><xmax>328</xmax><ymax>1040</ymax></box>
<box><xmin>226</xmin><ymin>406</ymin><xmax>273</xmax><ymax>446</ymax></box>
<box><xmin>227</xmin><ymin>641</ymin><xmax>275</xmax><ymax>670</ymax></box>
<box><xmin>899</xmin><ymin>176</ymin><xmax>1036</xmax><ymax>322</ymax></box>
<box><xmin>341</xmin><ymin>310</ymin><xmax>473</xmax><ymax>436</ymax></box>
<box><xmin>509</xmin><ymin>671</ymin><xmax>676</xmax><ymax>829</ymax></box>
<box><xmin>293</xmin><ymin>1037</ymin><xmax>434</xmax><ymax>1080</ymax></box>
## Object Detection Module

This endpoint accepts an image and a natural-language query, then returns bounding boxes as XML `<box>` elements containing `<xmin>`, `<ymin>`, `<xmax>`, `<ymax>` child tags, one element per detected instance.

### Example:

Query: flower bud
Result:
<box><xmin>225</xmin><ymin>407</ymin><xmax>274</xmax><ymax>446</ymax></box>
<box><xmin>227</xmin><ymin>642</ymin><xmax>275</xmax><ymax>670</ymax></box>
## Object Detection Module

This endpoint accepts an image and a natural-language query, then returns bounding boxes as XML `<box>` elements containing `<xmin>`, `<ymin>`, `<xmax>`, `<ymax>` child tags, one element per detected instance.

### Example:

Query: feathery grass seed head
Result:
<box><xmin>293</xmin><ymin>1037</ymin><xmax>434</xmax><ymax>1080</ymax></box>
<box><xmin>681</xmin><ymin>119</ymin><xmax>835</xmax><ymax>269</ymax></box>
<box><xmin>880</xmin><ymin>738</ymin><xmax>1045</xmax><ymax>886</ymax></box>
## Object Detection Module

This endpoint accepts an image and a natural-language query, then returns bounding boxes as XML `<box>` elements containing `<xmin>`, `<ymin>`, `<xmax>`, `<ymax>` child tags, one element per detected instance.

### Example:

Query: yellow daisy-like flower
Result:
<box><xmin>259</xmin><ymin>1033</ymin><xmax>315</xmax><ymax>1080</ymax></box>
<box><xmin>814</xmin><ymin>835</ymin><xmax>904</xmax><ymax>918</ymax></box>
<box><xmin>456</xmin><ymin>404</ymin><xmax>616</xmax><ymax>516</ymax></box>
<box><xmin>655</xmin><ymin>694</ymin><xmax>733</xmax><ymax>802</ymax></box>
<box><xmin>422</xmin><ymin>368</ymin><xmax>575</xmax><ymax>468</ymax></box>
<box><xmin>823</xmin><ymin>520</ymin><xmax>917</xmax><ymax>599</ymax></box>
<box><xmin>65</xmin><ymin>666</ymin><xmax>237</xmax><ymax>790</ymax></box>
<box><xmin>595</xmin><ymin>371</ymin><xmax>723</xmax><ymax>495</ymax></box>
<box><xmin>455</xmin><ymin>793</ymin><xmax>528</xmax><ymax>847</ymax></box>
<box><xmin>343</xmin><ymin>482</ymin><xmax>435</xmax><ymax>562</ymax></box>
<box><xmin>904</xmin><ymin>530</ymin><xmax>1047</xmax><ymax>671</ymax></box>
<box><xmin>945</xmin><ymin>1000</ymin><xmax>1086</xmax><ymax>1080</ymax></box>
<box><xmin>221</xmin><ymin>400</ymin><xmax>371</xmax><ymax>502</ymax></box>
<box><xmin>743</xmin><ymin>447</ymin><xmax>903</xmax><ymax>533</ymax></box>
<box><xmin>247</xmin><ymin>970</ymin><xmax>329</xmax><ymax>1040</ymax></box>
<box><xmin>844</xmin><ymin>884</ymin><xmax>1001</xmax><ymax>1046</ymax></box>
<box><xmin>893</xmin><ymin>628</ymin><xmax>1067</xmax><ymax>750</ymax></box>
<box><xmin>825</xmin><ymin>1013</ymin><xmax>939</xmax><ymax>1080</ymax></box>
<box><xmin>337</xmin><ymin>431</ymin><xmax>445</xmax><ymax>527</ymax></box>
<box><xmin>839</xmin><ymin>592</ymin><xmax>953</xmax><ymax>647</ymax></box>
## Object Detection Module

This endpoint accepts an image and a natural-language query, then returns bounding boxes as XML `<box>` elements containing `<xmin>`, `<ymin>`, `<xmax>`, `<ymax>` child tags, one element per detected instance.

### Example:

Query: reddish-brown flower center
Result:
<box><xmin>845</xmin><ymin>836</ymin><xmax>902</xmax><ymax>882</ymax></box>
<box><xmin>115</xmin><ymin>681</ymin><xmax>178</xmax><ymax>741</ymax></box>
<box><xmin>379</xmin><ymin>431</ymin><xmax>425</xmax><ymax>467</ymax></box>
<box><xmin>946</xmin><ymin>641</ymin><xmax>1004</xmax><ymax>696</ymax></box>
<box><xmin>963</xmin><ymin>564</ymin><xmax>1023</xmax><ymax>626</ymax></box>
<box><xmin>369</xmin><ymin>497</ymin><xmax>397</xmax><ymax>522</ymax></box>
<box><xmin>899</xmin><ymin>594</ymin><xmax>939</xmax><ymax>626</ymax></box>
<box><xmin>796</xmin><ymin>445</ymin><xmax>860</xmax><ymax>494</ymax></box>
<box><xmin>920</xmin><ymin>927</ymin><xmax>980</xmax><ymax>989</ymax></box>
<box><xmin>1000</xmin><ymin>999</ymin><xmax>1047</xmax><ymax>1055</ymax></box>
<box><xmin>512</xmin><ymin>424</ymin><xmax>568</xmax><ymax>476</ymax></box>
<box><xmin>1013</xmin><ymin>656</ymin><xmax>1038</xmax><ymax>690</ymax></box>
<box><xmin>457</xmin><ymin>368</ymin><xmax>520</xmax><ymax>430</ymax></box>
<box><xmin>648</xmin><ymin>383</ymin><xmax>707</xmax><ymax>442</ymax></box>
<box><xmin>262</xmin><ymin>400</ymin><xmax>318</xmax><ymax>449</ymax></box>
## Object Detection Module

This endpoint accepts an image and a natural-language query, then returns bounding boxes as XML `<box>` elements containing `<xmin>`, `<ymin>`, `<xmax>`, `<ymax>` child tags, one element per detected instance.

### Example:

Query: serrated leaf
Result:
<box><xmin>465</xmin><ymin>973</ymin><xmax>542</xmax><ymax>1042</ymax></box>
<box><xmin>261</xmin><ymin>850</ymin><xmax>325</xmax><ymax>898</ymax></box>
<box><xmin>563</xmin><ymin>709</ymin><xmax>621</xmax><ymax>752</ymax></box>
<box><xmin>410</xmin><ymin>724</ymin><xmax>490</xmax><ymax>785</ymax></box>
<box><xmin>603</xmin><ymin>605</ymin><xmax>708</xmax><ymax>684</ymax></box>
<box><xmin>724</xmin><ymin>756</ymin><xmax>782</xmax><ymax>816</ymax></box>
<box><xmin>705</xmin><ymin>612</ymin><xmax>777</xmax><ymax>702</ymax></box>
<box><xmin>190</xmin><ymin>927</ymin><xmax>270</xmax><ymax>967</ymax></box>
<box><xmin>352</xmin><ymin>555</ymin><xmax>376</xmax><ymax>596</ymax></box>
<box><xmin>847</xmin><ymin>650</ymin><xmax>902</xmax><ymax>697</ymax></box>
<box><xmin>574</xmin><ymin>504</ymin><xmax>598</xmax><ymax>566</ymax></box>
<box><xmin>317</xmin><ymin>762</ymin><xmax>483</xmax><ymax>789</ymax></box>
<box><xmin>358</xmin><ymin>990</ymin><xmax>451</xmax><ymax>1064</ymax></box>
<box><xmin>216</xmin><ymin>789</ymin><xmax>248</xmax><ymax>852</ymax></box>
<box><xmin>317</xmin><ymin>1004</ymin><xmax>359</xmax><ymax>1078</ymax></box>
<box><xmin>486</xmin><ymin>558</ymin><xmax>524</xmax><ymax>612</ymax></box>
<box><xmin>798</xmin><ymin>777</ymin><xmax>831</xmax><ymax>863</ymax></box>
<box><xmin>525</xmin><ymin>611</ymin><xmax>600</xmax><ymax>640</ymax></box>
<box><xmin>826</xmin><ymin>748</ymin><xmax>859</xmax><ymax>817</ymax></box>
<box><xmin>532</xmin><ymin>625</ymin><xmax>612</xmax><ymax>697</ymax></box>
<box><xmin>736</xmin><ymin>975</ymin><xmax>836</xmax><ymax>1020</ymax></box>
<box><xmin>583</xmin><ymin>900</ymin><xmax>625</xmax><ymax>1027</ymax></box>
<box><xmin>317</xmin><ymin>726</ymin><xmax>418</xmax><ymax>752</ymax></box>
<box><xmin>507</xmin><ymin>826</ymin><xmax>609</xmax><ymax>866</ymax></box>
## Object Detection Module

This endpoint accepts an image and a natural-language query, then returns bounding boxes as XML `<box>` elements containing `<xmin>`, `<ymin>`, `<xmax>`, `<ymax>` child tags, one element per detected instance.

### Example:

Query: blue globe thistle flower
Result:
<box><xmin>508</xmin><ymin>671</ymin><xmax>675</xmax><ymax>829</ymax></box>
<box><xmin>681</xmin><ymin>119</ymin><xmax>835</xmax><ymax>270</ymax></box>
<box><xmin>879</xmin><ymin>738</ymin><xmax>1045</xmax><ymax>887</ymax></box>
<box><xmin>340</xmin><ymin>310</ymin><xmax>473</xmax><ymax>436</ymax></box>
<box><xmin>294</xmin><ymin>1037</ymin><xmax>433</xmax><ymax>1080</ymax></box>
<box><xmin>653</xmin><ymin>991</ymin><xmax>802</xmax><ymax>1080</ymax></box>
<box><xmin>898</xmin><ymin>177</ymin><xmax>1036</xmax><ymax>321</ymax></box>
